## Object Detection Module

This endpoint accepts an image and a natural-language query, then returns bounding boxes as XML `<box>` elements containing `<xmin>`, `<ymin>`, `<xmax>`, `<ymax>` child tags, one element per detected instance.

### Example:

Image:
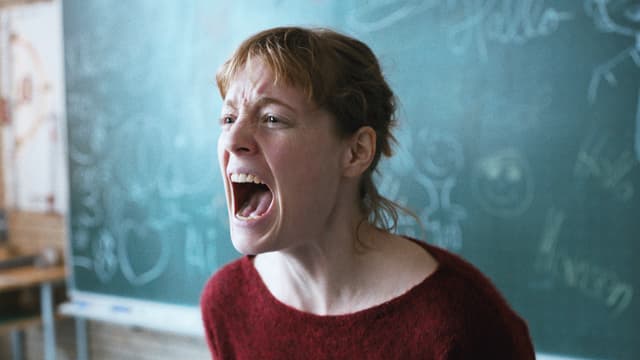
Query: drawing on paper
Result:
<box><xmin>0</xmin><ymin>5</ymin><xmax>66</xmax><ymax>213</ymax></box>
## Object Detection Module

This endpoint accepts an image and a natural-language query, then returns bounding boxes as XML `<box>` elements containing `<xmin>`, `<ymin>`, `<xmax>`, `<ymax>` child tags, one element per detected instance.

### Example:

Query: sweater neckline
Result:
<box><xmin>242</xmin><ymin>238</ymin><xmax>447</xmax><ymax>322</ymax></box>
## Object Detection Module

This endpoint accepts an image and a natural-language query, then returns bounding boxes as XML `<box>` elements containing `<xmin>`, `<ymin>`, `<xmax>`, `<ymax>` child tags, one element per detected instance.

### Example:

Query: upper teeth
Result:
<box><xmin>230</xmin><ymin>173</ymin><xmax>264</xmax><ymax>184</ymax></box>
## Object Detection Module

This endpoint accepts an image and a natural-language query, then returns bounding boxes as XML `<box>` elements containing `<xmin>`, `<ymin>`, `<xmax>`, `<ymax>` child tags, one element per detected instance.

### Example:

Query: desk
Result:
<box><xmin>0</xmin><ymin>265</ymin><xmax>66</xmax><ymax>360</ymax></box>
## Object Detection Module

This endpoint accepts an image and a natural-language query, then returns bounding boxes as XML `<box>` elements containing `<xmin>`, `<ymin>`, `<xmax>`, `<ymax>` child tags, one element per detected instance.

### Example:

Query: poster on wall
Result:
<box><xmin>0</xmin><ymin>0</ymin><xmax>67</xmax><ymax>214</ymax></box>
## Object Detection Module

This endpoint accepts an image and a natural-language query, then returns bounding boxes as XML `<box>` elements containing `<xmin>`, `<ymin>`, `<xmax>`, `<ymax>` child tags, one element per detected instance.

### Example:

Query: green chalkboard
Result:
<box><xmin>63</xmin><ymin>1</ymin><xmax>639</xmax><ymax>359</ymax></box>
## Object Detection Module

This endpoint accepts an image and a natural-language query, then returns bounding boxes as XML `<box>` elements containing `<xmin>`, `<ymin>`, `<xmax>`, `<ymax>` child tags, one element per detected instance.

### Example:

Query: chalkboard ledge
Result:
<box><xmin>537</xmin><ymin>353</ymin><xmax>598</xmax><ymax>360</ymax></box>
<box><xmin>59</xmin><ymin>291</ymin><xmax>203</xmax><ymax>337</ymax></box>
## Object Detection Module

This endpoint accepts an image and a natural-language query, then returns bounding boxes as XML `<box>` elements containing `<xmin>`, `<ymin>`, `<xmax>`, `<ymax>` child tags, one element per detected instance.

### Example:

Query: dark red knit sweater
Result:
<box><xmin>200</xmin><ymin>239</ymin><xmax>535</xmax><ymax>359</ymax></box>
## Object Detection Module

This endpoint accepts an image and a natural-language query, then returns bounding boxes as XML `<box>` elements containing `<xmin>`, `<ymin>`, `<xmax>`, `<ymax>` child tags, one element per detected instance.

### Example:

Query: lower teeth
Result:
<box><xmin>236</xmin><ymin>213</ymin><xmax>261</xmax><ymax>220</ymax></box>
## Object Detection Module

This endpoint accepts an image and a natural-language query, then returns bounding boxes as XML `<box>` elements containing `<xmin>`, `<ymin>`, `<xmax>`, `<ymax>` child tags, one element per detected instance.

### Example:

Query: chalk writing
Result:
<box><xmin>554</xmin><ymin>252</ymin><xmax>633</xmax><ymax>315</ymax></box>
<box><xmin>574</xmin><ymin>130</ymin><xmax>636</xmax><ymax>202</ymax></box>
<box><xmin>535</xmin><ymin>207</ymin><xmax>565</xmax><ymax>273</ymax></box>
<box><xmin>536</xmin><ymin>207</ymin><xmax>634</xmax><ymax>315</ymax></box>
<box><xmin>93</xmin><ymin>229</ymin><xmax>118</xmax><ymax>283</ymax></box>
<box><xmin>445</xmin><ymin>0</ymin><xmax>572</xmax><ymax>60</ymax></box>
<box><xmin>185</xmin><ymin>228</ymin><xmax>219</xmax><ymax>276</ymax></box>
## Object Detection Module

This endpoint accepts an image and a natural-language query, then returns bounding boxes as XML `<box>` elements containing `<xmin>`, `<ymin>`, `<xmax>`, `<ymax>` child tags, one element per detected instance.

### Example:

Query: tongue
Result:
<box><xmin>238</xmin><ymin>188</ymin><xmax>273</xmax><ymax>218</ymax></box>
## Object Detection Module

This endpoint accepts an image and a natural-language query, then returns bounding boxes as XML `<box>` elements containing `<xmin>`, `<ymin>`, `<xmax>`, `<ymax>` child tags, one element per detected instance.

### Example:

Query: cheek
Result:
<box><xmin>275</xmin><ymin>140</ymin><xmax>342</xmax><ymax>192</ymax></box>
<box><xmin>280</xmin><ymin>134</ymin><xmax>330</xmax><ymax>163</ymax></box>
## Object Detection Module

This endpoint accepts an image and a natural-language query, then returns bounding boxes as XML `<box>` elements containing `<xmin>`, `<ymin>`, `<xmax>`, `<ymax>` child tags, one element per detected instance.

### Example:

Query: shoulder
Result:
<box><xmin>408</xmin><ymin>239</ymin><xmax>535</xmax><ymax>358</ymax></box>
<box><xmin>411</xmin><ymin>239</ymin><xmax>512</xmax><ymax>309</ymax></box>
<box><xmin>200</xmin><ymin>256</ymin><xmax>255</xmax><ymax>356</ymax></box>
<box><xmin>201</xmin><ymin>256</ymin><xmax>251</xmax><ymax>310</ymax></box>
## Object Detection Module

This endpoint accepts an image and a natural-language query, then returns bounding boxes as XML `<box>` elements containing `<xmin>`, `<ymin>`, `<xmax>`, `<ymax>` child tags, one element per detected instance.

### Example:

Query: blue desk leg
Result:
<box><xmin>10</xmin><ymin>329</ymin><xmax>24</xmax><ymax>360</ymax></box>
<box><xmin>40</xmin><ymin>282</ymin><xmax>56</xmax><ymax>360</ymax></box>
<box><xmin>76</xmin><ymin>317</ymin><xmax>89</xmax><ymax>360</ymax></box>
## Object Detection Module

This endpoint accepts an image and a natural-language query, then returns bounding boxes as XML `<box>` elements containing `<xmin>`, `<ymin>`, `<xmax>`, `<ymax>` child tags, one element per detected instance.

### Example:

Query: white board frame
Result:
<box><xmin>59</xmin><ymin>291</ymin><xmax>204</xmax><ymax>338</ymax></box>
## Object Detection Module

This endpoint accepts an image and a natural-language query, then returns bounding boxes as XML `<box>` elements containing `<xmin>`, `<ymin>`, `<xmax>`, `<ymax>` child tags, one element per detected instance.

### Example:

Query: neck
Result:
<box><xmin>255</xmin><ymin>217</ymin><xmax>386</xmax><ymax>315</ymax></box>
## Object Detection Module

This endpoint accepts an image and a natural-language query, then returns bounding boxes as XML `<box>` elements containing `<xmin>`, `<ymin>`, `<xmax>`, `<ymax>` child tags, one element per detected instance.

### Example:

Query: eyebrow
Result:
<box><xmin>221</xmin><ymin>99</ymin><xmax>237</xmax><ymax>111</ymax></box>
<box><xmin>222</xmin><ymin>96</ymin><xmax>297</xmax><ymax>113</ymax></box>
<box><xmin>255</xmin><ymin>97</ymin><xmax>296</xmax><ymax>113</ymax></box>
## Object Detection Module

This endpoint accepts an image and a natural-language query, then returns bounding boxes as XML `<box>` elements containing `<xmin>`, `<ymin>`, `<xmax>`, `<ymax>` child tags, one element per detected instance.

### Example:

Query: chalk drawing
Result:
<box><xmin>414</xmin><ymin>129</ymin><xmax>467</xmax><ymax>250</ymax></box>
<box><xmin>376</xmin><ymin>173</ymin><xmax>418</xmax><ymax>237</ymax></box>
<box><xmin>117</xmin><ymin>219</ymin><xmax>171</xmax><ymax>287</ymax></box>
<box><xmin>375</xmin><ymin>127</ymin><xmax>467</xmax><ymax>250</ymax></box>
<box><xmin>471</xmin><ymin>148</ymin><xmax>535</xmax><ymax>218</ymax></box>
<box><xmin>416</xmin><ymin>128</ymin><xmax>465</xmax><ymax>180</ymax></box>
<box><xmin>585</xmin><ymin>0</ymin><xmax>640</xmax><ymax>162</ymax></box>
<box><xmin>415</xmin><ymin>175</ymin><xmax>467</xmax><ymax>251</ymax></box>
<box><xmin>67</xmin><ymin>105</ymin><xmax>220</xmax><ymax>286</ymax></box>
<box><xmin>347</xmin><ymin>0</ymin><xmax>439</xmax><ymax>33</ymax></box>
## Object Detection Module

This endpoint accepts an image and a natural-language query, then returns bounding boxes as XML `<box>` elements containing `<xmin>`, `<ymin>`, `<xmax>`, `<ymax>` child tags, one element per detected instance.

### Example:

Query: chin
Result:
<box><xmin>229</xmin><ymin>230</ymin><xmax>274</xmax><ymax>256</ymax></box>
<box><xmin>229</xmin><ymin>229</ymin><xmax>256</xmax><ymax>255</ymax></box>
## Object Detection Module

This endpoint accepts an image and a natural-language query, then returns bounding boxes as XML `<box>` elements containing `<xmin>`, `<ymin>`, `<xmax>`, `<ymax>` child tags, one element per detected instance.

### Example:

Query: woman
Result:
<box><xmin>201</xmin><ymin>26</ymin><xmax>535</xmax><ymax>359</ymax></box>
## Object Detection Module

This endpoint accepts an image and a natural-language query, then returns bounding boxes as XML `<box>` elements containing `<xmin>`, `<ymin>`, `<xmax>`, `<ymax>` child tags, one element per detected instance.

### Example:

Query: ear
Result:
<box><xmin>342</xmin><ymin>126</ymin><xmax>376</xmax><ymax>178</ymax></box>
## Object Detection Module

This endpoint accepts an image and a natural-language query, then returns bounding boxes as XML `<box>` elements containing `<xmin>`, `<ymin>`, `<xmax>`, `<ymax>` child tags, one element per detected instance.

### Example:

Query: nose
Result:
<box><xmin>219</xmin><ymin>117</ymin><xmax>258</xmax><ymax>156</ymax></box>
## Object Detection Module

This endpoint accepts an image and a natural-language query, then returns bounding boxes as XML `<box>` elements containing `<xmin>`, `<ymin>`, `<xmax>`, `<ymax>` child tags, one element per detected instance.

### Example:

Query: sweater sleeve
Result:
<box><xmin>513</xmin><ymin>317</ymin><xmax>536</xmax><ymax>359</ymax></box>
<box><xmin>427</xmin><ymin>245</ymin><xmax>536</xmax><ymax>360</ymax></box>
<box><xmin>448</xmin><ymin>316</ymin><xmax>535</xmax><ymax>359</ymax></box>
<box><xmin>441</xmin><ymin>287</ymin><xmax>536</xmax><ymax>360</ymax></box>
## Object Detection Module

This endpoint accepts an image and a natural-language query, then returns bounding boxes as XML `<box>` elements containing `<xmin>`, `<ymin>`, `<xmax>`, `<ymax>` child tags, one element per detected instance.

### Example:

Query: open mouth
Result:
<box><xmin>230</xmin><ymin>173</ymin><xmax>274</xmax><ymax>220</ymax></box>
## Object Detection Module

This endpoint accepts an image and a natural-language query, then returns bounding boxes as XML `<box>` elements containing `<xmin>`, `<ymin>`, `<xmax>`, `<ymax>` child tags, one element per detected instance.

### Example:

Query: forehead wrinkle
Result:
<box><xmin>225</xmin><ymin>60</ymin><xmax>315</xmax><ymax>116</ymax></box>
<box><xmin>228</xmin><ymin>83</ymin><xmax>303</xmax><ymax>118</ymax></box>
<box><xmin>231</xmin><ymin>68</ymin><xmax>275</xmax><ymax>107</ymax></box>
<box><xmin>223</xmin><ymin>77</ymin><xmax>269</xmax><ymax>111</ymax></box>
